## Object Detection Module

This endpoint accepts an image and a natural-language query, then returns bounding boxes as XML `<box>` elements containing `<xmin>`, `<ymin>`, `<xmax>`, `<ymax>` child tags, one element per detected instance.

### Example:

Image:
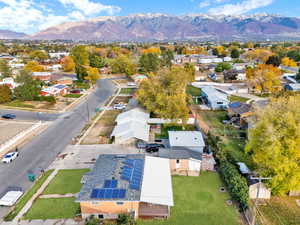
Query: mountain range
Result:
<box><xmin>0</xmin><ymin>29</ymin><xmax>26</xmax><ymax>39</ymax></box>
<box><xmin>2</xmin><ymin>14</ymin><xmax>300</xmax><ymax>41</ymax></box>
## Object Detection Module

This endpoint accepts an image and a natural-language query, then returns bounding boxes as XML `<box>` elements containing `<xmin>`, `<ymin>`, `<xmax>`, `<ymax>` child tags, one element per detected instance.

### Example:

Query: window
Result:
<box><xmin>116</xmin><ymin>202</ymin><xmax>124</xmax><ymax>205</ymax></box>
<box><xmin>217</xmin><ymin>102</ymin><xmax>223</xmax><ymax>105</ymax></box>
<box><xmin>98</xmin><ymin>214</ymin><xmax>104</xmax><ymax>219</ymax></box>
<box><xmin>176</xmin><ymin>159</ymin><xmax>180</xmax><ymax>164</ymax></box>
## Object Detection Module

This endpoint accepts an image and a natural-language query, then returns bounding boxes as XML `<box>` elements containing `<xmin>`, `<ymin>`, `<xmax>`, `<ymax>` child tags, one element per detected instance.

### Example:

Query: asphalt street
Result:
<box><xmin>0</xmin><ymin>79</ymin><xmax>116</xmax><ymax>218</ymax></box>
<box><xmin>0</xmin><ymin>108</ymin><xmax>59</xmax><ymax>121</ymax></box>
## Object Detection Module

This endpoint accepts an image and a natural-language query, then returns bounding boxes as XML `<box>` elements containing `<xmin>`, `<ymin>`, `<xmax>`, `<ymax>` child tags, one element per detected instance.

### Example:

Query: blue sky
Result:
<box><xmin>0</xmin><ymin>0</ymin><xmax>298</xmax><ymax>34</ymax></box>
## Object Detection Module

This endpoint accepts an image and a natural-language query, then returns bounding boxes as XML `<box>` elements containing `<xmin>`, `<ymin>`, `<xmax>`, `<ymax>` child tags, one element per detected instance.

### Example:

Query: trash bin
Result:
<box><xmin>27</xmin><ymin>173</ymin><xmax>35</xmax><ymax>182</ymax></box>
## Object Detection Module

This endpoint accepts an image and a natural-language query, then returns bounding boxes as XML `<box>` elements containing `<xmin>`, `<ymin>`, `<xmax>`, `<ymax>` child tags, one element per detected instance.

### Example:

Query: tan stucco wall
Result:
<box><xmin>80</xmin><ymin>201</ymin><xmax>139</xmax><ymax>218</ymax></box>
<box><xmin>169</xmin><ymin>159</ymin><xmax>200</xmax><ymax>176</ymax></box>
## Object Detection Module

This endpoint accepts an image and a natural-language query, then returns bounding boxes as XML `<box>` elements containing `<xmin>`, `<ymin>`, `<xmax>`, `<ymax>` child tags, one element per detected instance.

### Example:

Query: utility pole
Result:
<box><xmin>250</xmin><ymin>176</ymin><xmax>272</xmax><ymax>225</ymax></box>
<box><xmin>86</xmin><ymin>96</ymin><xmax>90</xmax><ymax>122</ymax></box>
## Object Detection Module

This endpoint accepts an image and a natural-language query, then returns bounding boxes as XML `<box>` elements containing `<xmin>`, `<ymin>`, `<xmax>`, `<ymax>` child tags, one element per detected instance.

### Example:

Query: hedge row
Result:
<box><xmin>207</xmin><ymin>132</ymin><xmax>249</xmax><ymax>210</ymax></box>
<box><xmin>219</xmin><ymin>161</ymin><xmax>249</xmax><ymax>210</ymax></box>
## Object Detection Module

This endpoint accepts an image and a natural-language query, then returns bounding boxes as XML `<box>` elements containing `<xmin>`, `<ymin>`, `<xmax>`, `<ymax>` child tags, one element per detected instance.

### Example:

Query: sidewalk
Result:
<box><xmin>13</xmin><ymin>170</ymin><xmax>59</xmax><ymax>223</ymax></box>
<box><xmin>75</xmin><ymin>80</ymin><xmax>121</xmax><ymax>145</ymax></box>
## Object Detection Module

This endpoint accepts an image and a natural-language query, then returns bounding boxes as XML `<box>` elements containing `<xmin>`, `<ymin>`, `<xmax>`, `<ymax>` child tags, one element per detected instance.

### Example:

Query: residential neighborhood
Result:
<box><xmin>0</xmin><ymin>5</ymin><xmax>300</xmax><ymax>225</ymax></box>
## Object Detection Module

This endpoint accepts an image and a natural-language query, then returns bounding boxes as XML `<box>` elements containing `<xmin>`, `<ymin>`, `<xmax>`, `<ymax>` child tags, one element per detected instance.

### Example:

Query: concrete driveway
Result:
<box><xmin>49</xmin><ymin>144</ymin><xmax>141</xmax><ymax>170</ymax></box>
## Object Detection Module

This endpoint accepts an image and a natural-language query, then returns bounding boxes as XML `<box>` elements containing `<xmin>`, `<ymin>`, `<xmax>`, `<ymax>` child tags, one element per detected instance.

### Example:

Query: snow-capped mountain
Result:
<box><xmin>29</xmin><ymin>14</ymin><xmax>300</xmax><ymax>41</ymax></box>
<box><xmin>0</xmin><ymin>29</ymin><xmax>26</xmax><ymax>39</ymax></box>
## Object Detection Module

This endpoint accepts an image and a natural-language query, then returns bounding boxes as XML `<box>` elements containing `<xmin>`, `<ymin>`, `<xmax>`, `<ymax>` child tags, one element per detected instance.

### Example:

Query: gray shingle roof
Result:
<box><xmin>159</xmin><ymin>148</ymin><xmax>202</xmax><ymax>161</ymax></box>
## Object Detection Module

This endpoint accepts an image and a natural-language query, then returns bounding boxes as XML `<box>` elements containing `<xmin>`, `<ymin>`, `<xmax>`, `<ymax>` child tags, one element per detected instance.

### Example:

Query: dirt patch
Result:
<box><xmin>81</xmin><ymin>110</ymin><xmax>120</xmax><ymax>145</ymax></box>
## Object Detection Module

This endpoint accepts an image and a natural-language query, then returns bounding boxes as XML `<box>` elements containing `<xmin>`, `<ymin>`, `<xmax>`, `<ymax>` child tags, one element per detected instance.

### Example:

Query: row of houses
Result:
<box><xmin>32</xmin><ymin>72</ymin><xmax>77</xmax><ymax>85</ymax></box>
<box><xmin>173</xmin><ymin>54</ymin><xmax>232</xmax><ymax>65</ymax></box>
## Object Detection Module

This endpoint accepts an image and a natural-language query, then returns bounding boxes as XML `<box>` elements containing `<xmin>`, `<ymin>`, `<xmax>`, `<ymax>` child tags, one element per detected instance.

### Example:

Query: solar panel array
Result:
<box><xmin>121</xmin><ymin>159</ymin><xmax>144</xmax><ymax>191</ymax></box>
<box><xmin>91</xmin><ymin>188</ymin><xmax>126</xmax><ymax>199</ymax></box>
<box><xmin>103</xmin><ymin>179</ymin><xmax>117</xmax><ymax>188</ymax></box>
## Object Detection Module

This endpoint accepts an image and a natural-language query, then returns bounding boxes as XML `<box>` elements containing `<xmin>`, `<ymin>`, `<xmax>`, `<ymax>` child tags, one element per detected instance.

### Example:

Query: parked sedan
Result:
<box><xmin>145</xmin><ymin>146</ymin><xmax>159</xmax><ymax>153</ymax></box>
<box><xmin>113</xmin><ymin>103</ymin><xmax>126</xmax><ymax>110</ymax></box>
<box><xmin>1</xmin><ymin>114</ymin><xmax>16</xmax><ymax>119</ymax></box>
<box><xmin>2</xmin><ymin>152</ymin><xmax>19</xmax><ymax>163</ymax></box>
<box><xmin>146</xmin><ymin>143</ymin><xmax>164</xmax><ymax>149</ymax></box>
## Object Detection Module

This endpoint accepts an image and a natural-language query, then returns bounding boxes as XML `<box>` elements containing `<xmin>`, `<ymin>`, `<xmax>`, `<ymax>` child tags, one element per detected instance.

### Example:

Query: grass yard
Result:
<box><xmin>43</xmin><ymin>169</ymin><xmax>89</xmax><ymax>195</ymax></box>
<box><xmin>4</xmin><ymin>100</ymin><xmax>35</xmax><ymax>109</ymax></box>
<box><xmin>4</xmin><ymin>170</ymin><xmax>54</xmax><ymax>221</ymax></box>
<box><xmin>23</xmin><ymin>197</ymin><xmax>80</xmax><ymax>220</ymax></box>
<box><xmin>258</xmin><ymin>197</ymin><xmax>300</xmax><ymax>225</ymax></box>
<box><xmin>186</xmin><ymin>85</ymin><xmax>202</xmax><ymax>97</ymax></box>
<box><xmin>198</xmin><ymin>110</ymin><xmax>252</xmax><ymax>166</ymax></box>
<box><xmin>138</xmin><ymin>172</ymin><xmax>241</xmax><ymax>225</ymax></box>
<box><xmin>229</xmin><ymin>95</ymin><xmax>249</xmax><ymax>103</ymax></box>
<box><xmin>64</xmin><ymin>93</ymin><xmax>83</xmax><ymax>98</ymax></box>
<box><xmin>120</xmin><ymin>88</ymin><xmax>136</xmax><ymax>95</ymax></box>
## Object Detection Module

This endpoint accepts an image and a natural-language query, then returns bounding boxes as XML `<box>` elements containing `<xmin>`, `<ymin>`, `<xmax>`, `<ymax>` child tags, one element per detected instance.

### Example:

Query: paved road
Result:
<box><xmin>0</xmin><ymin>79</ymin><xmax>116</xmax><ymax>218</ymax></box>
<box><xmin>0</xmin><ymin>108</ymin><xmax>59</xmax><ymax>121</ymax></box>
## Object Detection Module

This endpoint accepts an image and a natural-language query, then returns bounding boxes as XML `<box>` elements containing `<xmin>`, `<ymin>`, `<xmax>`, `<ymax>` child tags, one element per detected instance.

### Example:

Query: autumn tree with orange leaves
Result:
<box><xmin>246</xmin><ymin>64</ymin><xmax>282</xmax><ymax>94</ymax></box>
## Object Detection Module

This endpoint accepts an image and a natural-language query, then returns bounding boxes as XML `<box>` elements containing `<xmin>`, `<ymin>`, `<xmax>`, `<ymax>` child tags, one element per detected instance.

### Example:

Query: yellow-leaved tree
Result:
<box><xmin>137</xmin><ymin>67</ymin><xmax>191</xmax><ymax>123</ymax></box>
<box><xmin>245</xmin><ymin>48</ymin><xmax>273</xmax><ymax>62</ymax></box>
<box><xmin>85</xmin><ymin>67</ymin><xmax>100</xmax><ymax>84</ymax></box>
<box><xmin>246</xmin><ymin>95</ymin><xmax>300</xmax><ymax>195</ymax></box>
<box><xmin>24</xmin><ymin>61</ymin><xmax>45</xmax><ymax>72</ymax></box>
<box><xmin>281</xmin><ymin>57</ymin><xmax>297</xmax><ymax>67</ymax></box>
<box><xmin>246</xmin><ymin>64</ymin><xmax>282</xmax><ymax>94</ymax></box>
<box><xmin>61</xmin><ymin>56</ymin><xmax>75</xmax><ymax>72</ymax></box>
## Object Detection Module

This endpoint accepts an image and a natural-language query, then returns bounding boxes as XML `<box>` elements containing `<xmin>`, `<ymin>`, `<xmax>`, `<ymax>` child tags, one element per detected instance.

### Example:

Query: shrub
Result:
<box><xmin>207</xmin><ymin>132</ymin><xmax>249</xmax><ymax>210</ymax></box>
<box><xmin>0</xmin><ymin>85</ymin><xmax>12</xmax><ymax>103</ymax></box>
<box><xmin>219</xmin><ymin>161</ymin><xmax>249</xmax><ymax>210</ymax></box>
<box><xmin>34</xmin><ymin>96</ymin><xmax>56</xmax><ymax>103</ymax></box>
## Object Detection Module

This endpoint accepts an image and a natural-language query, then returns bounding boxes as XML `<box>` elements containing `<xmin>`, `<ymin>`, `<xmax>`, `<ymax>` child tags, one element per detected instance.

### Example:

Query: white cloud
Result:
<box><xmin>0</xmin><ymin>0</ymin><xmax>122</xmax><ymax>33</ymax></box>
<box><xmin>199</xmin><ymin>0</ymin><xmax>211</xmax><ymax>8</ymax></box>
<box><xmin>198</xmin><ymin>0</ymin><xmax>228</xmax><ymax>9</ymax></box>
<box><xmin>59</xmin><ymin>0</ymin><xmax>121</xmax><ymax>15</ymax></box>
<box><xmin>208</xmin><ymin>0</ymin><xmax>274</xmax><ymax>15</ymax></box>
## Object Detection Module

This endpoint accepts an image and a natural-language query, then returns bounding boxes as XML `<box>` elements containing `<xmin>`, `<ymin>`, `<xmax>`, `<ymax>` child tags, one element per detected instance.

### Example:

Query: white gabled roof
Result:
<box><xmin>111</xmin><ymin>108</ymin><xmax>150</xmax><ymax>142</ymax></box>
<box><xmin>111</xmin><ymin>121</ymin><xmax>150</xmax><ymax>142</ymax></box>
<box><xmin>140</xmin><ymin>156</ymin><xmax>174</xmax><ymax>206</ymax></box>
<box><xmin>168</xmin><ymin>131</ymin><xmax>205</xmax><ymax>148</ymax></box>
<box><xmin>116</xmin><ymin>108</ymin><xmax>149</xmax><ymax>124</ymax></box>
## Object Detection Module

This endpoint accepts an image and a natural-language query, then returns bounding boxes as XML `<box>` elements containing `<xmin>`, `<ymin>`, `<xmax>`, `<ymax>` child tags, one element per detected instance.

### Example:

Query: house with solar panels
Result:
<box><xmin>40</xmin><ymin>84</ymin><xmax>68</xmax><ymax>96</ymax></box>
<box><xmin>76</xmin><ymin>154</ymin><xmax>173</xmax><ymax>220</ymax></box>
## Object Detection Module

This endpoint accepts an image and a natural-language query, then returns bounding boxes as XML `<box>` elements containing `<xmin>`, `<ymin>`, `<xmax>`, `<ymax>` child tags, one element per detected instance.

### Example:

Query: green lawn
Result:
<box><xmin>120</xmin><ymin>88</ymin><xmax>136</xmax><ymax>95</ymax></box>
<box><xmin>258</xmin><ymin>197</ymin><xmax>300</xmax><ymax>225</ymax></box>
<box><xmin>64</xmin><ymin>93</ymin><xmax>83</xmax><ymax>98</ymax></box>
<box><xmin>138</xmin><ymin>173</ymin><xmax>241</xmax><ymax>225</ymax></box>
<box><xmin>4</xmin><ymin>100</ymin><xmax>35</xmax><ymax>109</ymax></box>
<box><xmin>4</xmin><ymin>170</ymin><xmax>54</xmax><ymax>221</ymax></box>
<box><xmin>43</xmin><ymin>169</ymin><xmax>89</xmax><ymax>195</ymax></box>
<box><xmin>155</xmin><ymin>124</ymin><xmax>197</xmax><ymax>139</ymax></box>
<box><xmin>23</xmin><ymin>198</ymin><xmax>80</xmax><ymax>220</ymax></box>
<box><xmin>229</xmin><ymin>95</ymin><xmax>249</xmax><ymax>103</ymax></box>
<box><xmin>198</xmin><ymin>111</ymin><xmax>252</xmax><ymax>166</ymax></box>
<box><xmin>186</xmin><ymin>85</ymin><xmax>202</xmax><ymax>97</ymax></box>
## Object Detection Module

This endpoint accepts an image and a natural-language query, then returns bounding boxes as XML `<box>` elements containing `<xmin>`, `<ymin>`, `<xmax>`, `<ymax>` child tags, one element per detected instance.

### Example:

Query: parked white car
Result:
<box><xmin>127</xmin><ymin>82</ymin><xmax>137</xmax><ymax>87</ymax></box>
<box><xmin>0</xmin><ymin>191</ymin><xmax>23</xmax><ymax>206</ymax></box>
<box><xmin>2</xmin><ymin>152</ymin><xmax>19</xmax><ymax>163</ymax></box>
<box><xmin>113</xmin><ymin>103</ymin><xmax>126</xmax><ymax>110</ymax></box>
